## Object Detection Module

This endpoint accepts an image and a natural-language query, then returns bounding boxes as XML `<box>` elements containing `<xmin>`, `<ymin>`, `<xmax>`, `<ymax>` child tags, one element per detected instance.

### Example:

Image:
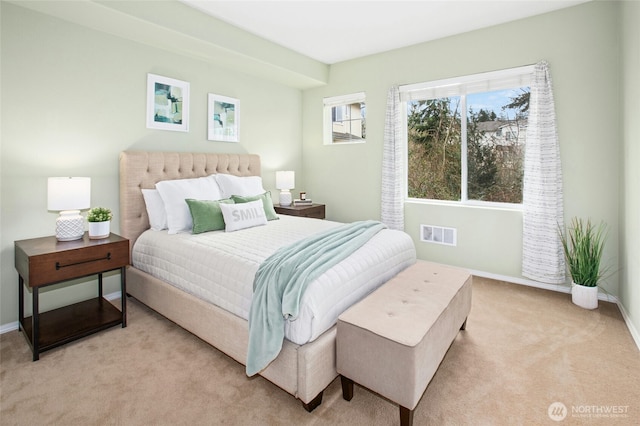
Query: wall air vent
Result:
<box><xmin>420</xmin><ymin>224</ymin><xmax>457</xmax><ymax>246</ymax></box>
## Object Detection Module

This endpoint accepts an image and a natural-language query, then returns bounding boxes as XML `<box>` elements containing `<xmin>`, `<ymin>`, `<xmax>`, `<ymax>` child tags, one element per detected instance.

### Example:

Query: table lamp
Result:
<box><xmin>276</xmin><ymin>171</ymin><xmax>295</xmax><ymax>206</ymax></box>
<box><xmin>48</xmin><ymin>177</ymin><xmax>91</xmax><ymax>241</ymax></box>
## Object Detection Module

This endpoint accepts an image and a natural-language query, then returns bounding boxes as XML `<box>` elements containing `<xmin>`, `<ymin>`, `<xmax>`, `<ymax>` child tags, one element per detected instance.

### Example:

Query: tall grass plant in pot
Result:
<box><xmin>87</xmin><ymin>207</ymin><xmax>112</xmax><ymax>239</ymax></box>
<box><xmin>559</xmin><ymin>217</ymin><xmax>608</xmax><ymax>309</ymax></box>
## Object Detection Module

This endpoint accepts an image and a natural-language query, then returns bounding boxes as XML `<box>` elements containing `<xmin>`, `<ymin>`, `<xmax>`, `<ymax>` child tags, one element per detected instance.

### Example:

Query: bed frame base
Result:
<box><xmin>119</xmin><ymin>151</ymin><xmax>339</xmax><ymax>411</ymax></box>
<box><xmin>302</xmin><ymin>392</ymin><xmax>323</xmax><ymax>412</ymax></box>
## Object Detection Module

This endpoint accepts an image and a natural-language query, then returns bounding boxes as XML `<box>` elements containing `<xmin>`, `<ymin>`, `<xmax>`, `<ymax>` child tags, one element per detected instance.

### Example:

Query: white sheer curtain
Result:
<box><xmin>381</xmin><ymin>86</ymin><xmax>404</xmax><ymax>230</ymax></box>
<box><xmin>522</xmin><ymin>61</ymin><xmax>565</xmax><ymax>284</ymax></box>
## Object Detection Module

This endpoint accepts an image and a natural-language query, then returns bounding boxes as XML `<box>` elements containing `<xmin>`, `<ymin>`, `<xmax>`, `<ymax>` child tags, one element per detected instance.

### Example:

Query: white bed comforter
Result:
<box><xmin>132</xmin><ymin>215</ymin><xmax>416</xmax><ymax>344</ymax></box>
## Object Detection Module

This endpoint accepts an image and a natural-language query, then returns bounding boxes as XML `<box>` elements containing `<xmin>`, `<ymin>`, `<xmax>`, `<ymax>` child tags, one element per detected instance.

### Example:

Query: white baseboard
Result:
<box><xmin>470</xmin><ymin>269</ymin><xmax>640</xmax><ymax>351</ymax></box>
<box><xmin>104</xmin><ymin>290</ymin><xmax>122</xmax><ymax>302</ymax></box>
<box><xmin>615</xmin><ymin>300</ymin><xmax>640</xmax><ymax>352</ymax></box>
<box><xmin>470</xmin><ymin>269</ymin><xmax>572</xmax><ymax>294</ymax></box>
<box><xmin>0</xmin><ymin>291</ymin><xmax>123</xmax><ymax>335</ymax></box>
<box><xmin>0</xmin><ymin>321</ymin><xmax>18</xmax><ymax>334</ymax></box>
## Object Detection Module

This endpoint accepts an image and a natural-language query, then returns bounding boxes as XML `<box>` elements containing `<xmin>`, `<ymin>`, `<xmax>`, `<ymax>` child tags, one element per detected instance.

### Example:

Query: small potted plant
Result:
<box><xmin>87</xmin><ymin>207</ymin><xmax>113</xmax><ymax>239</ymax></box>
<box><xmin>559</xmin><ymin>217</ymin><xmax>608</xmax><ymax>309</ymax></box>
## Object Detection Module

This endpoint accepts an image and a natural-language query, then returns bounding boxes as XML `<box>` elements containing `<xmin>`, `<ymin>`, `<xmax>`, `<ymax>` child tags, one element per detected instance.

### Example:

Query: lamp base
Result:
<box><xmin>279</xmin><ymin>190</ymin><xmax>292</xmax><ymax>207</ymax></box>
<box><xmin>56</xmin><ymin>210</ymin><xmax>85</xmax><ymax>241</ymax></box>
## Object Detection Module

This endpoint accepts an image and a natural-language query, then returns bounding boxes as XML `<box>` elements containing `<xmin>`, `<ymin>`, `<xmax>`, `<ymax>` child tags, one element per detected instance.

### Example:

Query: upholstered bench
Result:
<box><xmin>336</xmin><ymin>260</ymin><xmax>472</xmax><ymax>426</ymax></box>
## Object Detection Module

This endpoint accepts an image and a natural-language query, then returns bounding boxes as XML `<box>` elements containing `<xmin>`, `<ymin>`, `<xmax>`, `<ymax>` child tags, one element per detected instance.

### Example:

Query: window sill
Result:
<box><xmin>324</xmin><ymin>140</ymin><xmax>366</xmax><ymax>146</ymax></box>
<box><xmin>405</xmin><ymin>197</ymin><xmax>523</xmax><ymax>212</ymax></box>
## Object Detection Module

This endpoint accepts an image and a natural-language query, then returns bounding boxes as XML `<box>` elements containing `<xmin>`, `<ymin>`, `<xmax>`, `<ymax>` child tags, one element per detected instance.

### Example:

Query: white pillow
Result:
<box><xmin>215</xmin><ymin>174</ymin><xmax>265</xmax><ymax>198</ymax></box>
<box><xmin>219</xmin><ymin>199</ymin><xmax>267</xmax><ymax>232</ymax></box>
<box><xmin>141</xmin><ymin>189</ymin><xmax>168</xmax><ymax>231</ymax></box>
<box><xmin>155</xmin><ymin>175</ymin><xmax>222</xmax><ymax>234</ymax></box>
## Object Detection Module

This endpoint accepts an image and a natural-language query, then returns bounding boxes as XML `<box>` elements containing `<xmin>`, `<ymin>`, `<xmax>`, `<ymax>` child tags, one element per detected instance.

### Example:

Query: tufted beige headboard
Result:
<box><xmin>119</xmin><ymin>151</ymin><xmax>261</xmax><ymax>252</ymax></box>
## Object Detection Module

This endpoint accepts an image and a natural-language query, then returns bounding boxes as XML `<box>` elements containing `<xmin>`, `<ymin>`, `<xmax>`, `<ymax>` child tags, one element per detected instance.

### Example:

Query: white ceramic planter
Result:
<box><xmin>88</xmin><ymin>221</ymin><xmax>110</xmax><ymax>239</ymax></box>
<box><xmin>571</xmin><ymin>282</ymin><xmax>598</xmax><ymax>309</ymax></box>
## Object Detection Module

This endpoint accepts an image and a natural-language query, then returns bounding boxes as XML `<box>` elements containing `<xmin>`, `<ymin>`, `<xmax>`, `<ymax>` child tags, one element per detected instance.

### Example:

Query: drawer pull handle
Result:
<box><xmin>55</xmin><ymin>252</ymin><xmax>112</xmax><ymax>270</ymax></box>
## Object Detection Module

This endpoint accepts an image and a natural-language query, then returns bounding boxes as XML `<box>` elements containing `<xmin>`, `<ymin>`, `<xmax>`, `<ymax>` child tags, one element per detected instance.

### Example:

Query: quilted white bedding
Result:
<box><xmin>132</xmin><ymin>215</ymin><xmax>416</xmax><ymax>345</ymax></box>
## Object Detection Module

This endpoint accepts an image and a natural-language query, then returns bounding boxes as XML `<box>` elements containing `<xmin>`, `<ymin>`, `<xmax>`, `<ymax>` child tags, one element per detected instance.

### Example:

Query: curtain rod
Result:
<box><xmin>398</xmin><ymin>63</ymin><xmax>538</xmax><ymax>92</ymax></box>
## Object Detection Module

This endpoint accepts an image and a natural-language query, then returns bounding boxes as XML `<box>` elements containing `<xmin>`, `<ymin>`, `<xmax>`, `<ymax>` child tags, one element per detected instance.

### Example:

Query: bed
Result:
<box><xmin>119</xmin><ymin>151</ymin><xmax>416</xmax><ymax>411</ymax></box>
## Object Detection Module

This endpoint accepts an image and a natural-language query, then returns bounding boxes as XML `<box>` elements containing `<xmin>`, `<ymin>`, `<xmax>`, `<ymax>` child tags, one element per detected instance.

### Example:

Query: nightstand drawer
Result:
<box><xmin>15</xmin><ymin>235</ymin><xmax>129</xmax><ymax>288</ymax></box>
<box><xmin>274</xmin><ymin>203</ymin><xmax>326</xmax><ymax>220</ymax></box>
<box><xmin>298</xmin><ymin>205</ymin><xmax>325</xmax><ymax>219</ymax></box>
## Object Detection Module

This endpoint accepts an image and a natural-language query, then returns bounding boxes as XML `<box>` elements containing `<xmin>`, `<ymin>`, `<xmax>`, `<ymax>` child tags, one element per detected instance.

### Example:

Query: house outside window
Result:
<box><xmin>400</xmin><ymin>66</ymin><xmax>533</xmax><ymax>206</ymax></box>
<box><xmin>323</xmin><ymin>92</ymin><xmax>366</xmax><ymax>145</ymax></box>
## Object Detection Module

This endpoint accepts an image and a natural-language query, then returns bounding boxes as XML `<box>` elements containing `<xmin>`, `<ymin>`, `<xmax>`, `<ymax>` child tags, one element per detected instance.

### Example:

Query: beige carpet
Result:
<box><xmin>1</xmin><ymin>277</ymin><xmax>638</xmax><ymax>425</ymax></box>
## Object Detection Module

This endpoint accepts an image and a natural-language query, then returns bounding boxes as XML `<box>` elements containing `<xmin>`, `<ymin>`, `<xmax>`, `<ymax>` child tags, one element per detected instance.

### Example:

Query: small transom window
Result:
<box><xmin>323</xmin><ymin>92</ymin><xmax>366</xmax><ymax>145</ymax></box>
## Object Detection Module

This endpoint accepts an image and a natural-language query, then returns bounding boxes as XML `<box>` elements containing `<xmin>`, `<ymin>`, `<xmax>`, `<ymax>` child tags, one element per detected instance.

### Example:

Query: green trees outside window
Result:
<box><xmin>407</xmin><ymin>88</ymin><xmax>529</xmax><ymax>204</ymax></box>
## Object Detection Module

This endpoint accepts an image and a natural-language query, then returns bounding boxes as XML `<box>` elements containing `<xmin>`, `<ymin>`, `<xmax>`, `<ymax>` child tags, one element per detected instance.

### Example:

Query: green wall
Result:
<box><xmin>620</xmin><ymin>0</ymin><xmax>640</xmax><ymax>346</ymax></box>
<box><xmin>0</xmin><ymin>2</ymin><xmax>304</xmax><ymax>326</ymax></box>
<box><xmin>302</xmin><ymin>1</ymin><xmax>620</xmax><ymax>291</ymax></box>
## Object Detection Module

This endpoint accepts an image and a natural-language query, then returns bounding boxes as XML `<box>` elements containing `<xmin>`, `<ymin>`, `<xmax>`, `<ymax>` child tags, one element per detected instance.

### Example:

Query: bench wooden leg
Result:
<box><xmin>460</xmin><ymin>317</ymin><xmax>468</xmax><ymax>330</ymax></box>
<box><xmin>400</xmin><ymin>405</ymin><xmax>414</xmax><ymax>426</ymax></box>
<box><xmin>301</xmin><ymin>391</ymin><xmax>323</xmax><ymax>412</ymax></box>
<box><xmin>340</xmin><ymin>375</ymin><xmax>354</xmax><ymax>401</ymax></box>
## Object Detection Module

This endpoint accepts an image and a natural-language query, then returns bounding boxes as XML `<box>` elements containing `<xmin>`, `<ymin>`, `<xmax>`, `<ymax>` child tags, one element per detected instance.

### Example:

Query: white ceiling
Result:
<box><xmin>180</xmin><ymin>0</ymin><xmax>588</xmax><ymax>64</ymax></box>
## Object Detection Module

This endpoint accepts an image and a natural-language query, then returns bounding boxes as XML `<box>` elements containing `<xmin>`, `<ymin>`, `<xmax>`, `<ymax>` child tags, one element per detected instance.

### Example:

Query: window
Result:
<box><xmin>401</xmin><ymin>66</ymin><xmax>533</xmax><ymax>205</ymax></box>
<box><xmin>323</xmin><ymin>92</ymin><xmax>366</xmax><ymax>145</ymax></box>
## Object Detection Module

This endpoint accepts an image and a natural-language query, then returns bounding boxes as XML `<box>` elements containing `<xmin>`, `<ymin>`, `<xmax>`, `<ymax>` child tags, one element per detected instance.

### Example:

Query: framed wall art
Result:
<box><xmin>146</xmin><ymin>73</ymin><xmax>190</xmax><ymax>132</ymax></box>
<box><xmin>208</xmin><ymin>93</ymin><xmax>239</xmax><ymax>142</ymax></box>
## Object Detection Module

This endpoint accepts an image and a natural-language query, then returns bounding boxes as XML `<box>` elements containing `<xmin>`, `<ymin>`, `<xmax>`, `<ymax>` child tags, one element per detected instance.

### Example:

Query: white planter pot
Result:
<box><xmin>571</xmin><ymin>282</ymin><xmax>598</xmax><ymax>309</ymax></box>
<box><xmin>88</xmin><ymin>221</ymin><xmax>110</xmax><ymax>240</ymax></box>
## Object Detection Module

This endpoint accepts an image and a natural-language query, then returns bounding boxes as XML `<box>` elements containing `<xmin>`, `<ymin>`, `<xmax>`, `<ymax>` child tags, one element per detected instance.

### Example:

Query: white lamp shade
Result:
<box><xmin>48</xmin><ymin>177</ymin><xmax>91</xmax><ymax>211</ymax></box>
<box><xmin>276</xmin><ymin>171</ymin><xmax>295</xmax><ymax>190</ymax></box>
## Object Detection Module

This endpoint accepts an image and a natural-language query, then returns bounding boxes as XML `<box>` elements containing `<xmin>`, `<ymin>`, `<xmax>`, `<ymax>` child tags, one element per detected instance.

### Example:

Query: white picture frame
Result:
<box><xmin>208</xmin><ymin>93</ymin><xmax>239</xmax><ymax>142</ymax></box>
<box><xmin>146</xmin><ymin>73</ymin><xmax>189</xmax><ymax>132</ymax></box>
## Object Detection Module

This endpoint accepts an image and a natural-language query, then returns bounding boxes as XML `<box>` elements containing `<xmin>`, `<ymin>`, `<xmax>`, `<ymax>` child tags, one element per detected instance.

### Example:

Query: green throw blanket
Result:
<box><xmin>246</xmin><ymin>220</ymin><xmax>387</xmax><ymax>376</ymax></box>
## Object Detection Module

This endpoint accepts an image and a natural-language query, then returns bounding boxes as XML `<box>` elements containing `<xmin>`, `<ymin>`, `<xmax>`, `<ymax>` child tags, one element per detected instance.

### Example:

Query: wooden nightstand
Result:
<box><xmin>15</xmin><ymin>233</ymin><xmax>129</xmax><ymax>361</ymax></box>
<box><xmin>274</xmin><ymin>203</ymin><xmax>325</xmax><ymax>219</ymax></box>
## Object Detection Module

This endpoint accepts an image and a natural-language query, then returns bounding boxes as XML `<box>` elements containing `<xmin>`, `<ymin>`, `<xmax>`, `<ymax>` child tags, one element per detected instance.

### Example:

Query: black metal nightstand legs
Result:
<box><xmin>121</xmin><ymin>266</ymin><xmax>127</xmax><ymax>327</ymax></box>
<box><xmin>32</xmin><ymin>287</ymin><xmax>39</xmax><ymax>361</ymax></box>
<box><xmin>18</xmin><ymin>276</ymin><xmax>40</xmax><ymax>361</ymax></box>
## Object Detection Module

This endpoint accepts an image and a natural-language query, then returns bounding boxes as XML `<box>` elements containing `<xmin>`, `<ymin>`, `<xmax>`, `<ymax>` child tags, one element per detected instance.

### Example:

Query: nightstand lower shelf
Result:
<box><xmin>20</xmin><ymin>297</ymin><xmax>123</xmax><ymax>354</ymax></box>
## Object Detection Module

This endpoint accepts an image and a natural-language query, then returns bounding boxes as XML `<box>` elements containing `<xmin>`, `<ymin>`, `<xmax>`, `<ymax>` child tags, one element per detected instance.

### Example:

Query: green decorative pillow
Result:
<box><xmin>230</xmin><ymin>192</ymin><xmax>279</xmax><ymax>221</ymax></box>
<box><xmin>185</xmin><ymin>198</ymin><xmax>235</xmax><ymax>234</ymax></box>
